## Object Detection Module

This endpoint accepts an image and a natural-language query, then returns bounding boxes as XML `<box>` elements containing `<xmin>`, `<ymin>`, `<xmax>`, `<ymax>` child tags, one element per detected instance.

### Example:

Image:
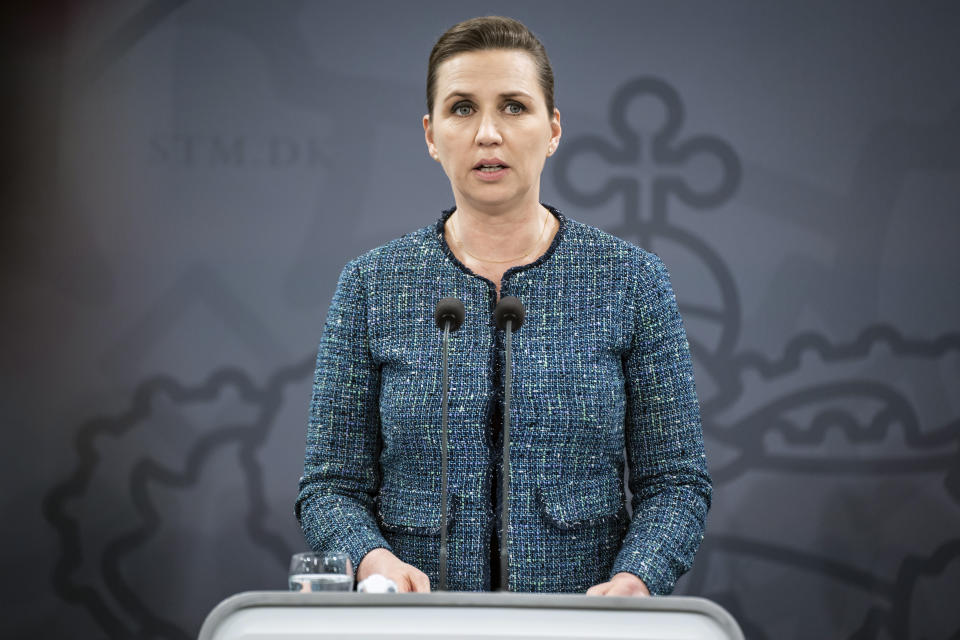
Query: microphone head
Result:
<box><xmin>434</xmin><ymin>297</ymin><xmax>465</xmax><ymax>332</ymax></box>
<box><xmin>494</xmin><ymin>296</ymin><xmax>525</xmax><ymax>332</ymax></box>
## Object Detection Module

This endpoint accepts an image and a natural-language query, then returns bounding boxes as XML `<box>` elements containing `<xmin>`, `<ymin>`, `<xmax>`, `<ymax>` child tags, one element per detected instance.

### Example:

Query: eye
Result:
<box><xmin>452</xmin><ymin>102</ymin><xmax>474</xmax><ymax>117</ymax></box>
<box><xmin>505</xmin><ymin>101</ymin><xmax>526</xmax><ymax>115</ymax></box>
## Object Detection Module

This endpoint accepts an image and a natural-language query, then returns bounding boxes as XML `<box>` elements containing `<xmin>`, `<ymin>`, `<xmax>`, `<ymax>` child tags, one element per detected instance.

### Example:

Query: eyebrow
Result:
<box><xmin>442</xmin><ymin>91</ymin><xmax>534</xmax><ymax>103</ymax></box>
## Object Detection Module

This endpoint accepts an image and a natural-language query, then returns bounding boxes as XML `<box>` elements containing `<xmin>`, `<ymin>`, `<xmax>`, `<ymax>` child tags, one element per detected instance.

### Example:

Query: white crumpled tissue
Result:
<box><xmin>356</xmin><ymin>574</ymin><xmax>399</xmax><ymax>593</ymax></box>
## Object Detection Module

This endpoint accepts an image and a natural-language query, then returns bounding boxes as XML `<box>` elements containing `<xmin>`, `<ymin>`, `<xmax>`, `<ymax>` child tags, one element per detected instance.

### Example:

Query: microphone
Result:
<box><xmin>435</xmin><ymin>297</ymin><xmax>466</xmax><ymax>332</ymax></box>
<box><xmin>494</xmin><ymin>296</ymin><xmax>525</xmax><ymax>332</ymax></box>
<box><xmin>434</xmin><ymin>297</ymin><xmax>465</xmax><ymax>591</ymax></box>
<box><xmin>493</xmin><ymin>296</ymin><xmax>524</xmax><ymax>591</ymax></box>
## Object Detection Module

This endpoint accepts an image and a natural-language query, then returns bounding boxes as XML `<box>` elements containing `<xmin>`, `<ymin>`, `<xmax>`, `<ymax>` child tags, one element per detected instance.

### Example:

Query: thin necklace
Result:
<box><xmin>449</xmin><ymin>210</ymin><xmax>551</xmax><ymax>264</ymax></box>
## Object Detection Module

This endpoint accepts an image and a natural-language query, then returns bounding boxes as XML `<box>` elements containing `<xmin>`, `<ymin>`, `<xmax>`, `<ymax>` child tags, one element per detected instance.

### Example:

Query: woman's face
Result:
<box><xmin>424</xmin><ymin>49</ymin><xmax>561</xmax><ymax>214</ymax></box>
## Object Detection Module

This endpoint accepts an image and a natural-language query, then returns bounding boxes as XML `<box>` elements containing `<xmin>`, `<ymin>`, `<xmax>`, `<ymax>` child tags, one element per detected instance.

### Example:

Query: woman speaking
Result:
<box><xmin>295</xmin><ymin>16</ymin><xmax>711</xmax><ymax>596</ymax></box>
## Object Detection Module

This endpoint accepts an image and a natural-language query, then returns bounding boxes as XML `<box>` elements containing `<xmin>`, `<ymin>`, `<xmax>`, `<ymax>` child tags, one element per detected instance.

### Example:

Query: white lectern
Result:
<box><xmin>198</xmin><ymin>592</ymin><xmax>744</xmax><ymax>640</ymax></box>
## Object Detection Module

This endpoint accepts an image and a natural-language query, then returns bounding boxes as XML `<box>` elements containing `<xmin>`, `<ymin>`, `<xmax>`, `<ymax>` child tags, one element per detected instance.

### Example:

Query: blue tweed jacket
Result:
<box><xmin>296</xmin><ymin>205</ymin><xmax>711</xmax><ymax>594</ymax></box>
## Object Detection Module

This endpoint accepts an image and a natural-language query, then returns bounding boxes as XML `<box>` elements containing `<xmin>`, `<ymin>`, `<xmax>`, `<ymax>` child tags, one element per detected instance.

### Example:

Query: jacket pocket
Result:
<box><xmin>376</xmin><ymin>486</ymin><xmax>454</xmax><ymax>536</ymax></box>
<box><xmin>537</xmin><ymin>473</ymin><xmax>625</xmax><ymax>530</ymax></box>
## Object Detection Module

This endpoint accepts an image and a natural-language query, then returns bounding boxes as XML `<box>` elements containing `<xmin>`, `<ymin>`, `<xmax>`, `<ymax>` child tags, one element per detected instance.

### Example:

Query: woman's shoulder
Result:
<box><xmin>558</xmin><ymin>215</ymin><xmax>679</xmax><ymax>325</ymax></box>
<box><xmin>559</xmin><ymin>213</ymin><xmax>667</xmax><ymax>280</ymax></box>
<box><xmin>344</xmin><ymin>222</ymin><xmax>440</xmax><ymax>273</ymax></box>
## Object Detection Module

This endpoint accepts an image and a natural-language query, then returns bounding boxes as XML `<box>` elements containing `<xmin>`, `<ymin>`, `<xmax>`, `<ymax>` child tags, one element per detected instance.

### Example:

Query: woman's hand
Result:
<box><xmin>586</xmin><ymin>572</ymin><xmax>650</xmax><ymax>597</ymax></box>
<box><xmin>356</xmin><ymin>548</ymin><xmax>431</xmax><ymax>592</ymax></box>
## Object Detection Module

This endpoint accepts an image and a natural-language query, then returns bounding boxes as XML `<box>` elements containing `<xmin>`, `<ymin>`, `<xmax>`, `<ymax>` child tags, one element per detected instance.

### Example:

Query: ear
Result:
<box><xmin>423</xmin><ymin>114</ymin><xmax>439</xmax><ymax>161</ymax></box>
<box><xmin>546</xmin><ymin>108</ymin><xmax>562</xmax><ymax>157</ymax></box>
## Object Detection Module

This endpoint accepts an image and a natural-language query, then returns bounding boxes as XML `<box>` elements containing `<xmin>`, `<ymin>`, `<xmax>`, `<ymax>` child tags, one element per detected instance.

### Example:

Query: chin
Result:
<box><xmin>466</xmin><ymin>195</ymin><xmax>522</xmax><ymax>211</ymax></box>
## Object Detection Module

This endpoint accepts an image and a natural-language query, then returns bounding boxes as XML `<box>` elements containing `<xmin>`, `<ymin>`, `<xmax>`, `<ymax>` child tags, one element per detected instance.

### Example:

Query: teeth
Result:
<box><xmin>479</xmin><ymin>165</ymin><xmax>504</xmax><ymax>171</ymax></box>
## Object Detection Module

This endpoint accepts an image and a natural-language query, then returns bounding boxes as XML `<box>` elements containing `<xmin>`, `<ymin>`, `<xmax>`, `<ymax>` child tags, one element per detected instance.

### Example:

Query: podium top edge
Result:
<box><xmin>197</xmin><ymin>591</ymin><xmax>744</xmax><ymax>640</ymax></box>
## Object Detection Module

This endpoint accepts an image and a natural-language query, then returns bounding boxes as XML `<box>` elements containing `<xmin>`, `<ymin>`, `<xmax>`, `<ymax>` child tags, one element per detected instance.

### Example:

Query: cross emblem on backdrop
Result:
<box><xmin>553</xmin><ymin>77</ymin><xmax>741</xmax><ymax>248</ymax></box>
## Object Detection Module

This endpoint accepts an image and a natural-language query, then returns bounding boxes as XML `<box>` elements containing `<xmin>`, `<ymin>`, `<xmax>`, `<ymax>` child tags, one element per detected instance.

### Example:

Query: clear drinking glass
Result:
<box><xmin>288</xmin><ymin>552</ymin><xmax>354</xmax><ymax>592</ymax></box>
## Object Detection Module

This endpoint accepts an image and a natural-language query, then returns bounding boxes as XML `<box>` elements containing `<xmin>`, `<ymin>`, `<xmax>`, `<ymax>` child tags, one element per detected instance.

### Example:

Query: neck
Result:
<box><xmin>449</xmin><ymin>201</ymin><xmax>551</xmax><ymax>263</ymax></box>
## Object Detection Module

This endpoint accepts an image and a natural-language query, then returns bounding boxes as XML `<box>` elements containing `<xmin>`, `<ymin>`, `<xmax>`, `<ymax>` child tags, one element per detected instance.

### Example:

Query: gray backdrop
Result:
<box><xmin>4</xmin><ymin>1</ymin><xmax>959</xmax><ymax>638</ymax></box>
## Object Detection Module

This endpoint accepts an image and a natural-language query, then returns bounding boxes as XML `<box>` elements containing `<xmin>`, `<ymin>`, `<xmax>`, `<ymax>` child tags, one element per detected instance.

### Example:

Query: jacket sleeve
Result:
<box><xmin>611</xmin><ymin>252</ymin><xmax>712</xmax><ymax>594</ymax></box>
<box><xmin>295</xmin><ymin>259</ymin><xmax>391</xmax><ymax>573</ymax></box>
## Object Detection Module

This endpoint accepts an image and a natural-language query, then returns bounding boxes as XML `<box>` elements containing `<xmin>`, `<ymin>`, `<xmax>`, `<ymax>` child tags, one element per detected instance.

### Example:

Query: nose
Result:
<box><xmin>474</xmin><ymin>112</ymin><xmax>502</xmax><ymax>146</ymax></box>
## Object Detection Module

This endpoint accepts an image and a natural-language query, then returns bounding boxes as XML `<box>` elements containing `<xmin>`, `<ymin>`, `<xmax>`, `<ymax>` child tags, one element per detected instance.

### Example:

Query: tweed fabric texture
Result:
<box><xmin>296</xmin><ymin>205</ymin><xmax>712</xmax><ymax>594</ymax></box>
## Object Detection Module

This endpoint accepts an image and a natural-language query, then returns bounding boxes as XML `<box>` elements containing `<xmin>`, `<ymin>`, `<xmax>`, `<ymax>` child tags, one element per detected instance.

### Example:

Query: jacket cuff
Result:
<box><xmin>611</xmin><ymin>549</ymin><xmax>679</xmax><ymax>595</ymax></box>
<box><xmin>347</xmin><ymin>542</ymin><xmax>394</xmax><ymax>579</ymax></box>
<box><xmin>297</xmin><ymin>494</ymin><xmax>392</xmax><ymax>578</ymax></box>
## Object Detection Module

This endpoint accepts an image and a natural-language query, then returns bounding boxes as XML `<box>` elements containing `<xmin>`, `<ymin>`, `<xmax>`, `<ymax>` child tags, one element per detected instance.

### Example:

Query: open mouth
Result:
<box><xmin>473</xmin><ymin>160</ymin><xmax>509</xmax><ymax>172</ymax></box>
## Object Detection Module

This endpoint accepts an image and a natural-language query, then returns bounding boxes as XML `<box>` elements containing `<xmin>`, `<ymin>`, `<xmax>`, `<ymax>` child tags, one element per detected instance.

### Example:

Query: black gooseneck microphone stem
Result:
<box><xmin>434</xmin><ymin>297</ymin><xmax>464</xmax><ymax>593</ymax></box>
<box><xmin>439</xmin><ymin>319</ymin><xmax>450</xmax><ymax>592</ymax></box>
<box><xmin>493</xmin><ymin>296</ymin><xmax>523</xmax><ymax>593</ymax></box>
<box><xmin>500</xmin><ymin>318</ymin><xmax>512</xmax><ymax>592</ymax></box>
